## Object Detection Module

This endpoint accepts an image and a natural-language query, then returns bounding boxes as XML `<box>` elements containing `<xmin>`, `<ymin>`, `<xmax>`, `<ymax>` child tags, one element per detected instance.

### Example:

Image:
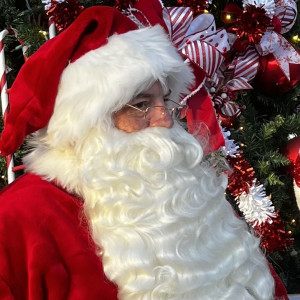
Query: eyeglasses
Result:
<box><xmin>125</xmin><ymin>99</ymin><xmax>188</xmax><ymax>121</ymax></box>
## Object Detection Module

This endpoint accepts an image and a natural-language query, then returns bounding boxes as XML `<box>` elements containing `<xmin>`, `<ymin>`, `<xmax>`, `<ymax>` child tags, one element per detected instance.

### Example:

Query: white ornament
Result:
<box><xmin>221</xmin><ymin>92</ymin><xmax>227</xmax><ymax>99</ymax></box>
<box><xmin>210</xmin><ymin>87</ymin><xmax>216</xmax><ymax>93</ymax></box>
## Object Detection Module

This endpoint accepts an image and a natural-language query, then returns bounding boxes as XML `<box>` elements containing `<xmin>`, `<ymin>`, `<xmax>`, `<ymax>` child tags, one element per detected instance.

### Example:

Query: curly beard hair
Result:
<box><xmin>24</xmin><ymin>123</ymin><xmax>275</xmax><ymax>300</ymax></box>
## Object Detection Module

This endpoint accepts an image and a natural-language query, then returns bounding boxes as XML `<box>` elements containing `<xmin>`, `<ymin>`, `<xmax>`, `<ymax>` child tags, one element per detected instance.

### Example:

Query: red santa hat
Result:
<box><xmin>0</xmin><ymin>6</ymin><xmax>194</xmax><ymax>156</ymax></box>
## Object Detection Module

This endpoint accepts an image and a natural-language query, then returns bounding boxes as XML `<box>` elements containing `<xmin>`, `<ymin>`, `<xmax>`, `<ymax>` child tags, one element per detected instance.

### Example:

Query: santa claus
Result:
<box><xmin>0</xmin><ymin>6</ymin><xmax>288</xmax><ymax>300</ymax></box>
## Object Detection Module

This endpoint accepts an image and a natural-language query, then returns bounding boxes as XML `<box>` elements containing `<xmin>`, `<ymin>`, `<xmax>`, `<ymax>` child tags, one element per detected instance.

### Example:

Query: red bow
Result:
<box><xmin>126</xmin><ymin>0</ymin><xmax>229</xmax><ymax>151</ymax></box>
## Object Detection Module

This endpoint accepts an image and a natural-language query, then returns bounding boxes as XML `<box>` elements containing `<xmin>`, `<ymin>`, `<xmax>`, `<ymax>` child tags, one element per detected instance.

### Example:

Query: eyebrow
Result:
<box><xmin>133</xmin><ymin>93</ymin><xmax>152</xmax><ymax>100</ymax></box>
<box><xmin>133</xmin><ymin>89</ymin><xmax>171</xmax><ymax>100</ymax></box>
<box><xmin>165</xmin><ymin>89</ymin><xmax>172</xmax><ymax>97</ymax></box>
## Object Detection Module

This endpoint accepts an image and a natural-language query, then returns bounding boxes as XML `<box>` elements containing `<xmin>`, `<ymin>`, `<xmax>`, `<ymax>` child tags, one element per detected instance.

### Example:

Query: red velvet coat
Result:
<box><xmin>0</xmin><ymin>173</ymin><xmax>289</xmax><ymax>299</ymax></box>
<box><xmin>0</xmin><ymin>173</ymin><xmax>118</xmax><ymax>300</ymax></box>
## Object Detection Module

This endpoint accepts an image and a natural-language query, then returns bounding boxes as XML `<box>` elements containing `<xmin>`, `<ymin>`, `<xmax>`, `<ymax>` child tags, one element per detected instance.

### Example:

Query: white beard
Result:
<box><xmin>24</xmin><ymin>123</ymin><xmax>275</xmax><ymax>300</ymax></box>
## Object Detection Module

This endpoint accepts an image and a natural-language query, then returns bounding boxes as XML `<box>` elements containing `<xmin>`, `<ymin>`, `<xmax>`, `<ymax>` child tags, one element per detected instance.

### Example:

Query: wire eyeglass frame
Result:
<box><xmin>125</xmin><ymin>99</ymin><xmax>187</xmax><ymax>121</ymax></box>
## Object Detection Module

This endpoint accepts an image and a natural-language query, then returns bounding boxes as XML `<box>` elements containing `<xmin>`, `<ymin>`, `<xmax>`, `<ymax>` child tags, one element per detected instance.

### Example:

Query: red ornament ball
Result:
<box><xmin>253</xmin><ymin>54</ymin><xmax>300</xmax><ymax>95</ymax></box>
<box><xmin>281</xmin><ymin>137</ymin><xmax>300</xmax><ymax>186</ymax></box>
<box><xmin>282</xmin><ymin>136</ymin><xmax>300</xmax><ymax>164</ymax></box>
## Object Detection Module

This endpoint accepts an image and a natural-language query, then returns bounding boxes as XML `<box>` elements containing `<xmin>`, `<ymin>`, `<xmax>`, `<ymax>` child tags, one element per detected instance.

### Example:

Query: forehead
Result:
<box><xmin>140</xmin><ymin>81</ymin><xmax>163</xmax><ymax>95</ymax></box>
<box><xmin>130</xmin><ymin>82</ymin><xmax>169</xmax><ymax>102</ymax></box>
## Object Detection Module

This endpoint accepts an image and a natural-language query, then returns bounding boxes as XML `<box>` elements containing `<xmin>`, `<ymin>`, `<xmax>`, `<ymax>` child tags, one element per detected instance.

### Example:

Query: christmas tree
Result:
<box><xmin>0</xmin><ymin>0</ymin><xmax>299</xmax><ymax>293</ymax></box>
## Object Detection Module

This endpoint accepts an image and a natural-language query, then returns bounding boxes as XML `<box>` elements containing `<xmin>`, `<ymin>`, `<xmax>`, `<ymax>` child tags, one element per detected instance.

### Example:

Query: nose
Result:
<box><xmin>149</xmin><ymin>112</ymin><xmax>174</xmax><ymax>128</ymax></box>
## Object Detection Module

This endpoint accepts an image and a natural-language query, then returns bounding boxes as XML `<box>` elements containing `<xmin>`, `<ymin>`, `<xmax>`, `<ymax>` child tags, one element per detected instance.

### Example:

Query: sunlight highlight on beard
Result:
<box><xmin>24</xmin><ymin>122</ymin><xmax>275</xmax><ymax>300</ymax></box>
<box><xmin>78</xmin><ymin>123</ymin><xmax>275</xmax><ymax>300</ymax></box>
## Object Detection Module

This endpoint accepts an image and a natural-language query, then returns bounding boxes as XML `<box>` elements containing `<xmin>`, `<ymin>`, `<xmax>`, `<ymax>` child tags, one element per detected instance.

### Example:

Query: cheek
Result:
<box><xmin>113</xmin><ymin>112</ymin><xmax>148</xmax><ymax>133</ymax></box>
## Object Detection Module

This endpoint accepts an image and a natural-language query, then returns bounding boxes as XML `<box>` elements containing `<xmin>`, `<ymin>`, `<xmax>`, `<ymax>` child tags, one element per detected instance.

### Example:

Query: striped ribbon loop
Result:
<box><xmin>230</xmin><ymin>46</ymin><xmax>260</xmax><ymax>86</ymax></box>
<box><xmin>211</xmin><ymin>46</ymin><xmax>259</xmax><ymax>93</ymax></box>
<box><xmin>162</xmin><ymin>9</ymin><xmax>229</xmax><ymax>79</ymax></box>
<box><xmin>275</xmin><ymin>0</ymin><xmax>297</xmax><ymax>34</ymax></box>
<box><xmin>226</xmin><ymin>78</ymin><xmax>253</xmax><ymax>91</ymax></box>
<box><xmin>219</xmin><ymin>100</ymin><xmax>242</xmax><ymax>118</ymax></box>
<box><xmin>180</xmin><ymin>41</ymin><xmax>225</xmax><ymax>78</ymax></box>
<box><xmin>162</xmin><ymin>7</ymin><xmax>193</xmax><ymax>49</ymax></box>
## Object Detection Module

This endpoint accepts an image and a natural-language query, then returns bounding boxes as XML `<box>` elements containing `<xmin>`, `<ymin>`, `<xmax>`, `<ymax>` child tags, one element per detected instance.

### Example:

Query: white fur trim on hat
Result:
<box><xmin>46</xmin><ymin>25</ymin><xmax>194</xmax><ymax>147</ymax></box>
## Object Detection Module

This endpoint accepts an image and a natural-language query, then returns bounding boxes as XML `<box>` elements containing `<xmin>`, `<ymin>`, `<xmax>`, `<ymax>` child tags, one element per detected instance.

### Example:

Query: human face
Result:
<box><xmin>113</xmin><ymin>82</ymin><xmax>174</xmax><ymax>133</ymax></box>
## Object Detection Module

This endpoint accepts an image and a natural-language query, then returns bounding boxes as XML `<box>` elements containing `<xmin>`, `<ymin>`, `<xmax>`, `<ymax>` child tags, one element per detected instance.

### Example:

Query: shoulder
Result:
<box><xmin>0</xmin><ymin>173</ymin><xmax>82</xmax><ymax>222</ymax></box>
<box><xmin>0</xmin><ymin>174</ymin><xmax>118</xmax><ymax>300</ymax></box>
<box><xmin>1</xmin><ymin>172</ymin><xmax>65</xmax><ymax>196</ymax></box>
<box><xmin>0</xmin><ymin>172</ymin><xmax>87</xmax><ymax>257</ymax></box>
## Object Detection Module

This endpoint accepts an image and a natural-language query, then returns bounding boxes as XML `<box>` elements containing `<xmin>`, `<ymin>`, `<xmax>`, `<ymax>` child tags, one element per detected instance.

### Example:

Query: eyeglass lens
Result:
<box><xmin>145</xmin><ymin>106</ymin><xmax>170</xmax><ymax>121</ymax></box>
<box><xmin>126</xmin><ymin>101</ymin><xmax>188</xmax><ymax>121</ymax></box>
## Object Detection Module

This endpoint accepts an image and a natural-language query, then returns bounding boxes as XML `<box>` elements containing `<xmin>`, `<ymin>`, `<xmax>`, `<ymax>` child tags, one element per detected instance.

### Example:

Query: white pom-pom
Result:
<box><xmin>210</xmin><ymin>87</ymin><xmax>216</xmax><ymax>93</ymax></box>
<box><xmin>238</xmin><ymin>180</ymin><xmax>276</xmax><ymax>225</ymax></box>
<box><xmin>243</xmin><ymin>0</ymin><xmax>276</xmax><ymax>18</ymax></box>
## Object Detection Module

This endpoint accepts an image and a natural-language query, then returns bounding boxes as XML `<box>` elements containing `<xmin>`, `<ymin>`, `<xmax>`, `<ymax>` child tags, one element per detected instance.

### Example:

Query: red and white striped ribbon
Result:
<box><xmin>163</xmin><ymin>7</ymin><xmax>193</xmax><ymax>49</ymax></box>
<box><xmin>219</xmin><ymin>100</ymin><xmax>242</xmax><ymax>118</ymax></box>
<box><xmin>180</xmin><ymin>40</ymin><xmax>225</xmax><ymax>78</ymax></box>
<box><xmin>214</xmin><ymin>46</ymin><xmax>259</xmax><ymax>92</ymax></box>
<box><xmin>0</xmin><ymin>29</ymin><xmax>15</xmax><ymax>183</ymax></box>
<box><xmin>275</xmin><ymin>0</ymin><xmax>297</xmax><ymax>34</ymax></box>
<box><xmin>231</xmin><ymin>46</ymin><xmax>259</xmax><ymax>81</ymax></box>
<box><xmin>162</xmin><ymin>9</ymin><xmax>229</xmax><ymax>79</ymax></box>
<box><xmin>226</xmin><ymin>77</ymin><xmax>253</xmax><ymax>91</ymax></box>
